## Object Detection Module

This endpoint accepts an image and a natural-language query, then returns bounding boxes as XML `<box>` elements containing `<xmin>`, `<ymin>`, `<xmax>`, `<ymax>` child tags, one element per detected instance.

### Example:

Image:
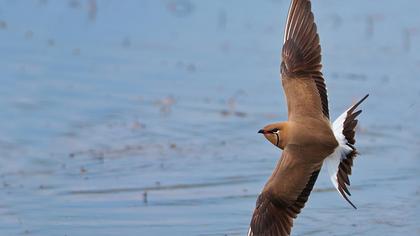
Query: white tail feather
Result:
<box><xmin>324</xmin><ymin>94</ymin><xmax>368</xmax><ymax>209</ymax></box>
<box><xmin>324</xmin><ymin>110</ymin><xmax>353</xmax><ymax>199</ymax></box>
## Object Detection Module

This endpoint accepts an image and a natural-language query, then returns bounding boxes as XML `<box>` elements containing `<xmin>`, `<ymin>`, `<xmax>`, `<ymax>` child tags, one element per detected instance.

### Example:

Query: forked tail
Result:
<box><xmin>324</xmin><ymin>94</ymin><xmax>369</xmax><ymax>209</ymax></box>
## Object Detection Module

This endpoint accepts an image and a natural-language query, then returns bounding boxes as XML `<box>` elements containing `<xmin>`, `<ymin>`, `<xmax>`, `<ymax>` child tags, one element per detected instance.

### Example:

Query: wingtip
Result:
<box><xmin>357</xmin><ymin>94</ymin><xmax>369</xmax><ymax>105</ymax></box>
<box><xmin>344</xmin><ymin>195</ymin><xmax>357</xmax><ymax>209</ymax></box>
<box><xmin>362</xmin><ymin>93</ymin><xmax>369</xmax><ymax>101</ymax></box>
<box><xmin>340</xmin><ymin>189</ymin><xmax>357</xmax><ymax>209</ymax></box>
<box><xmin>348</xmin><ymin>94</ymin><xmax>369</xmax><ymax>114</ymax></box>
<box><xmin>349</xmin><ymin>201</ymin><xmax>357</xmax><ymax>210</ymax></box>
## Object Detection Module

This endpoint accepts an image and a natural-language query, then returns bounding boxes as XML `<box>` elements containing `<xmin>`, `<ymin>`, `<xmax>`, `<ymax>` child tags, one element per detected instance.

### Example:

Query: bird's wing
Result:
<box><xmin>281</xmin><ymin>0</ymin><xmax>329</xmax><ymax>120</ymax></box>
<box><xmin>248</xmin><ymin>145</ymin><xmax>322</xmax><ymax>236</ymax></box>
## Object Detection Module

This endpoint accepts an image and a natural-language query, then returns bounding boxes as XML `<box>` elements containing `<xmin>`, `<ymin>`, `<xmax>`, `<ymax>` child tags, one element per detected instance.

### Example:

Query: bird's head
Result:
<box><xmin>258</xmin><ymin>122</ymin><xmax>287</xmax><ymax>150</ymax></box>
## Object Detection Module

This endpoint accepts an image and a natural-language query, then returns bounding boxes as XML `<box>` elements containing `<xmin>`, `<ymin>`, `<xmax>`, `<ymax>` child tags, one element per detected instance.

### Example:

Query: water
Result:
<box><xmin>0</xmin><ymin>0</ymin><xmax>419</xmax><ymax>235</ymax></box>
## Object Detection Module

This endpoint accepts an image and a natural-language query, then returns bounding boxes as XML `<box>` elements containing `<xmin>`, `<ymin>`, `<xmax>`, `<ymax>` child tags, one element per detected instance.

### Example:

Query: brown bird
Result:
<box><xmin>248</xmin><ymin>0</ymin><xmax>368</xmax><ymax>235</ymax></box>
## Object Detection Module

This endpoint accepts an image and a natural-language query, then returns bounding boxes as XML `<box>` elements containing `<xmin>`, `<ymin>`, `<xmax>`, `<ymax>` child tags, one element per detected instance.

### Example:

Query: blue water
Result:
<box><xmin>0</xmin><ymin>0</ymin><xmax>419</xmax><ymax>235</ymax></box>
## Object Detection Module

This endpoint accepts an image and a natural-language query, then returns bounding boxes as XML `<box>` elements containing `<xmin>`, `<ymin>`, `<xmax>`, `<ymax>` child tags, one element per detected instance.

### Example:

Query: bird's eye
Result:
<box><xmin>271</xmin><ymin>128</ymin><xmax>279</xmax><ymax>133</ymax></box>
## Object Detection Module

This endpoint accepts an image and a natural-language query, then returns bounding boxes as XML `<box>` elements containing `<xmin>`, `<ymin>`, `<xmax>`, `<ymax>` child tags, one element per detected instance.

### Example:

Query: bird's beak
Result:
<box><xmin>258</xmin><ymin>129</ymin><xmax>269</xmax><ymax>134</ymax></box>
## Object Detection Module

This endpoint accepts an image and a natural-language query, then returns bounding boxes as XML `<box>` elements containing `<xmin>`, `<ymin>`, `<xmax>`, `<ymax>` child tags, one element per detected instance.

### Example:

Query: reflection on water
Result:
<box><xmin>0</xmin><ymin>0</ymin><xmax>419</xmax><ymax>235</ymax></box>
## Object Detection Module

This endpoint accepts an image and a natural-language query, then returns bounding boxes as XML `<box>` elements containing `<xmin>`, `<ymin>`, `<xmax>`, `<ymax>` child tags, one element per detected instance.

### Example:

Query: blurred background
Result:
<box><xmin>0</xmin><ymin>0</ymin><xmax>419</xmax><ymax>235</ymax></box>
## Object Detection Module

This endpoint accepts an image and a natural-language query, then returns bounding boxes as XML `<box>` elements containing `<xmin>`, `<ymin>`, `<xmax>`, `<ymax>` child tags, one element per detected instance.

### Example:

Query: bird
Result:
<box><xmin>247</xmin><ymin>0</ymin><xmax>368</xmax><ymax>235</ymax></box>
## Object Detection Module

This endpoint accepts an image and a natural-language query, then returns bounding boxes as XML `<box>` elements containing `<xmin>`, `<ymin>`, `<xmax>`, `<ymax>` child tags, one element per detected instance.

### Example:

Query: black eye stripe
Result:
<box><xmin>271</xmin><ymin>128</ymin><xmax>279</xmax><ymax>132</ymax></box>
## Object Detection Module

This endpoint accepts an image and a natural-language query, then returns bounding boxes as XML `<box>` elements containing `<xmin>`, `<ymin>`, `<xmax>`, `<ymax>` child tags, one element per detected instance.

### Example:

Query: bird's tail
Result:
<box><xmin>324</xmin><ymin>94</ymin><xmax>369</xmax><ymax>209</ymax></box>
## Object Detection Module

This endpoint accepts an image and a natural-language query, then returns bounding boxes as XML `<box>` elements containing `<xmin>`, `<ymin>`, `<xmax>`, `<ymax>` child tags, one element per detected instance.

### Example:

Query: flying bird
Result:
<box><xmin>248</xmin><ymin>0</ymin><xmax>368</xmax><ymax>235</ymax></box>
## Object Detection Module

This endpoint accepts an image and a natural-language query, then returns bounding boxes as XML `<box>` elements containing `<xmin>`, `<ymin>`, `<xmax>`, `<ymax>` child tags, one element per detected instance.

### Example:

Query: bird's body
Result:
<box><xmin>248</xmin><ymin>0</ymin><xmax>368</xmax><ymax>235</ymax></box>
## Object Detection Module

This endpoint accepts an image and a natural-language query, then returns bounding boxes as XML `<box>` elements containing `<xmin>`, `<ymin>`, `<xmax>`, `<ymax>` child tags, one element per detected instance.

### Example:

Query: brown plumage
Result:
<box><xmin>281</xmin><ymin>0</ymin><xmax>328</xmax><ymax>119</ymax></box>
<box><xmin>248</xmin><ymin>0</ymin><xmax>368</xmax><ymax>235</ymax></box>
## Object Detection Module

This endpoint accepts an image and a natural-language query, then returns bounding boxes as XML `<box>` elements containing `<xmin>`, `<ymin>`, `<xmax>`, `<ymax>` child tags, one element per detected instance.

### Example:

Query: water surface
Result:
<box><xmin>0</xmin><ymin>0</ymin><xmax>419</xmax><ymax>235</ymax></box>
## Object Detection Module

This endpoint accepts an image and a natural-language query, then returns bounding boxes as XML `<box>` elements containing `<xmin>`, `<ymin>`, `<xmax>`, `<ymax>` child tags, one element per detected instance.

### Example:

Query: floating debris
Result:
<box><xmin>175</xmin><ymin>61</ymin><xmax>197</xmax><ymax>73</ymax></box>
<box><xmin>166</xmin><ymin>0</ymin><xmax>194</xmax><ymax>17</ymax></box>
<box><xmin>155</xmin><ymin>95</ymin><xmax>176</xmax><ymax>113</ymax></box>
<box><xmin>234</xmin><ymin>111</ymin><xmax>247</xmax><ymax>117</ymax></box>
<box><xmin>220</xmin><ymin>110</ymin><xmax>247</xmax><ymax>117</ymax></box>
<box><xmin>67</xmin><ymin>144</ymin><xmax>145</xmax><ymax>160</ymax></box>
<box><xmin>176</xmin><ymin>61</ymin><xmax>184</xmax><ymax>68</ymax></box>
<box><xmin>38</xmin><ymin>0</ymin><xmax>48</xmax><ymax>6</ymax></box>
<box><xmin>0</xmin><ymin>20</ymin><xmax>7</xmax><ymax>29</ymax></box>
<box><xmin>131</xmin><ymin>120</ymin><xmax>146</xmax><ymax>130</ymax></box>
<box><xmin>365</xmin><ymin>14</ymin><xmax>383</xmax><ymax>39</ymax></box>
<box><xmin>88</xmin><ymin>0</ymin><xmax>97</xmax><ymax>21</ymax></box>
<box><xmin>403</xmin><ymin>27</ymin><xmax>419</xmax><ymax>52</ymax></box>
<box><xmin>122</xmin><ymin>37</ymin><xmax>131</xmax><ymax>48</ymax></box>
<box><xmin>24</xmin><ymin>30</ymin><xmax>34</xmax><ymax>40</ymax></box>
<box><xmin>143</xmin><ymin>191</ymin><xmax>148</xmax><ymax>204</ymax></box>
<box><xmin>47</xmin><ymin>39</ymin><xmax>55</xmax><ymax>47</ymax></box>
<box><xmin>218</xmin><ymin>9</ymin><xmax>227</xmax><ymax>30</ymax></box>
<box><xmin>68</xmin><ymin>0</ymin><xmax>81</xmax><ymax>9</ymax></box>
<box><xmin>220</xmin><ymin>95</ymin><xmax>247</xmax><ymax>117</ymax></box>
<box><xmin>227</xmin><ymin>97</ymin><xmax>236</xmax><ymax>111</ymax></box>
<box><xmin>72</xmin><ymin>48</ymin><xmax>81</xmax><ymax>56</ymax></box>
<box><xmin>186</xmin><ymin>63</ymin><xmax>196</xmax><ymax>72</ymax></box>
<box><xmin>220</xmin><ymin>110</ymin><xmax>230</xmax><ymax>116</ymax></box>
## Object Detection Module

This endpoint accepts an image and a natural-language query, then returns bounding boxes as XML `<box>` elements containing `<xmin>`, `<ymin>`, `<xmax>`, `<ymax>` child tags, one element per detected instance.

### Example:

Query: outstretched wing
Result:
<box><xmin>248</xmin><ymin>145</ymin><xmax>322</xmax><ymax>236</ymax></box>
<box><xmin>281</xmin><ymin>0</ymin><xmax>329</xmax><ymax>120</ymax></box>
